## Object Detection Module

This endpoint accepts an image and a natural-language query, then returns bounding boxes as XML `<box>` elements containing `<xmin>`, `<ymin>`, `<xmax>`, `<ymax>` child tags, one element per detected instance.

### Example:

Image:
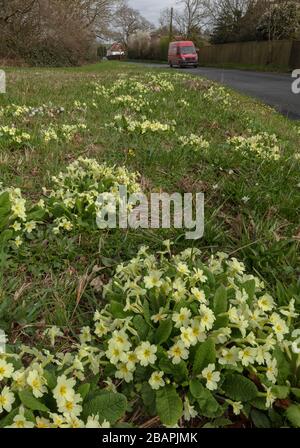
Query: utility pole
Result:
<box><xmin>169</xmin><ymin>7</ymin><xmax>174</xmax><ymax>41</ymax></box>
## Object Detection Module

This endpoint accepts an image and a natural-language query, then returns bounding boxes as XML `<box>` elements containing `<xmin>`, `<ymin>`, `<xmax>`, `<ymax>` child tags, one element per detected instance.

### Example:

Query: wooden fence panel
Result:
<box><xmin>198</xmin><ymin>40</ymin><xmax>295</xmax><ymax>68</ymax></box>
<box><xmin>290</xmin><ymin>41</ymin><xmax>300</xmax><ymax>69</ymax></box>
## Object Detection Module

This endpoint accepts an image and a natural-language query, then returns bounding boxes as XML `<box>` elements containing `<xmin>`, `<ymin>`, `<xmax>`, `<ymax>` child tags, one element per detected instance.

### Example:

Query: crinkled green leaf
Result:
<box><xmin>291</xmin><ymin>388</ymin><xmax>300</xmax><ymax>399</ymax></box>
<box><xmin>242</xmin><ymin>279</ymin><xmax>256</xmax><ymax>304</ymax></box>
<box><xmin>133</xmin><ymin>315</ymin><xmax>149</xmax><ymax>340</ymax></box>
<box><xmin>251</xmin><ymin>409</ymin><xmax>271</xmax><ymax>428</ymax></box>
<box><xmin>273</xmin><ymin>347</ymin><xmax>291</xmax><ymax>384</ymax></box>
<box><xmin>193</xmin><ymin>338</ymin><xmax>216</xmax><ymax>375</ymax></box>
<box><xmin>154</xmin><ymin>319</ymin><xmax>173</xmax><ymax>345</ymax></box>
<box><xmin>19</xmin><ymin>391</ymin><xmax>49</xmax><ymax>412</ymax></box>
<box><xmin>222</xmin><ymin>374</ymin><xmax>258</xmax><ymax>402</ymax></box>
<box><xmin>156</xmin><ymin>385</ymin><xmax>182</xmax><ymax>426</ymax></box>
<box><xmin>271</xmin><ymin>385</ymin><xmax>290</xmax><ymax>399</ymax></box>
<box><xmin>78</xmin><ymin>383</ymin><xmax>91</xmax><ymax>401</ymax></box>
<box><xmin>213</xmin><ymin>285</ymin><xmax>227</xmax><ymax>315</ymax></box>
<box><xmin>286</xmin><ymin>404</ymin><xmax>300</xmax><ymax>428</ymax></box>
<box><xmin>44</xmin><ymin>369</ymin><xmax>57</xmax><ymax>390</ymax></box>
<box><xmin>190</xmin><ymin>379</ymin><xmax>223</xmax><ymax>418</ymax></box>
<box><xmin>159</xmin><ymin>357</ymin><xmax>188</xmax><ymax>383</ymax></box>
<box><xmin>141</xmin><ymin>382</ymin><xmax>156</xmax><ymax>416</ymax></box>
<box><xmin>82</xmin><ymin>392</ymin><xmax>127</xmax><ymax>424</ymax></box>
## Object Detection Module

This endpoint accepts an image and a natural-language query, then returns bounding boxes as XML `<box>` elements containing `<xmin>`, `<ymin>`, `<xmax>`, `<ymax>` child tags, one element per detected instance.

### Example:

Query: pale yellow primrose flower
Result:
<box><xmin>258</xmin><ymin>294</ymin><xmax>274</xmax><ymax>312</ymax></box>
<box><xmin>0</xmin><ymin>359</ymin><xmax>14</xmax><ymax>381</ymax></box>
<box><xmin>24</xmin><ymin>221</ymin><xmax>36</xmax><ymax>234</ymax></box>
<box><xmin>266</xmin><ymin>358</ymin><xmax>278</xmax><ymax>384</ymax></box>
<box><xmin>51</xmin><ymin>413</ymin><xmax>66</xmax><ymax>428</ymax></box>
<box><xmin>239</xmin><ymin>347</ymin><xmax>257</xmax><ymax>367</ymax></box>
<box><xmin>172</xmin><ymin>307</ymin><xmax>191</xmax><ymax>329</ymax></box>
<box><xmin>180</xmin><ymin>327</ymin><xmax>197</xmax><ymax>348</ymax></box>
<box><xmin>199</xmin><ymin>304</ymin><xmax>215</xmax><ymax>331</ymax></box>
<box><xmin>53</xmin><ymin>374</ymin><xmax>76</xmax><ymax>404</ymax></box>
<box><xmin>6</xmin><ymin>406</ymin><xmax>35</xmax><ymax>428</ymax></box>
<box><xmin>43</xmin><ymin>326</ymin><xmax>64</xmax><ymax>346</ymax></box>
<box><xmin>135</xmin><ymin>342</ymin><xmax>157</xmax><ymax>367</ymax></box>
<box><xmin>36</xmin><ymin>417</ymin><xmax>52</xmax><ymax>428</ymax></box>
<box><xmin>27</xmin><ymin>369</ymin><xmax>47</xmax><ymax>398</ymax></box>
<box><xmin>168</xmin><ymin>341</ymin><xmax>189</xmax><ymax>365</ymax></box>
<box><xmin>201</xmin><ymin>363</ymin><xmax>221</xmax><ymax>391</ymax></box>
<box><xmin>115</xmin><ymin>363</ymin><xmax>134</xmax><ymax>383</ymax></box>
<box><xmin>144</xmin><ymin>270</ymin><xmax>163</xmax><ymax>289</ymax></box>
<box><xmin>191</xmin><ymin>287</ymin><xmax>207</xmax><ymax>304</ymax></box>
<box><xmin>227</xmin><ymin>400</ymin><xmax>243</xmax><ymax>416</ymax></box>
<box><xmin>58</xmin><ymin>393</ymin><xmax>82</xmax><ymax>417</ymax></box>
<box><xmin>151</xmin><ymin>308</ymin><xmax>168</xmax><ymax>323</ymax></box>
<box><xmin>266</xmin><ymin>388</ymin><xmax>276</xmax><ymax>408</ymax></box>
<box><xmin>0</xmin><ymin>387</ymin><xmax>15</xmax><ymax>413</ymax></box>
<box><xmin>86</xmin><ymin>415</ymin><xmax>102</xmax><ymax>428</ymax></box>
<box><xmin>183</xmin><ymin>397</ymin><xmax>198</xmax><ymax>421</ymax></box>
<box><xmin>149</xmin><ymin>371</ymin><xmax>165</xmax><ymax>390</ymax></box>
<box><xmin>12</xmin><ymin>370</ymin><xmax>26</xmax><ymax>390</ymax></box>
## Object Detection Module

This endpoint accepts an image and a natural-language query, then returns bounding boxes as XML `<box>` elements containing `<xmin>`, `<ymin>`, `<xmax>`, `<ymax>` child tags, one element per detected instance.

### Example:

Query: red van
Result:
<box><xmin>168</xmin><ymin>41</ymin><xmax>198</xmax><ymax>68</ymax></box>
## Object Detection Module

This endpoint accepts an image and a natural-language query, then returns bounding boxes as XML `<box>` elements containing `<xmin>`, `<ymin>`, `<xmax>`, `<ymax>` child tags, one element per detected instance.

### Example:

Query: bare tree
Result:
<box><xmin>256</xmin><ymin>0</ymin><xmax>300</xmax><ymax>41</ymax></box>
<box><xmin>175</xmin><ymin>0</ymin><xmax>209</xmax><ymax>36</ymax></box>
<box><xmin>0</xmin><ymin>0</ymin><xmax>38</xmax><ymax>23</ymax></box>
<box><xmin>158</xmin><ymin>8</ymin><xmax>173</xmax><ymax>31</ymax></box>
<box><xmin>208</xmin><ymin>0</ymin><xmax>252</xmax><ymax>42</ymax></box>
<box><xmin>158</xmin><ymin>7</ymin><xmax>181</xmax><ymax>37</ymax></box>
<box><xmin>0</xmin><ymin>0</ymin><xmax>117</xmax><ymax>64</ymax></box>
<box><xmin>203</xmin><ymin>0</ymin><xmax>253</xmax><ymax>23</ymax></box>
<box><xmin>206</xmin><ymin>0</ymin><xmax>300</xmax><ymax>43</ymax></box>
<box><xmin>76</xmin><ymin>0</ymin><xmax>119</xmax><ymax>39</ymax></box>
<box><xmin>0</xmin><ymin>1</ymin><xmax>41</xmax><ymax>58</ymax></box>
<box><xmin>112</xmin><ymin>1</ymin><xmax>153</xmax><ymax>47</ymax></box>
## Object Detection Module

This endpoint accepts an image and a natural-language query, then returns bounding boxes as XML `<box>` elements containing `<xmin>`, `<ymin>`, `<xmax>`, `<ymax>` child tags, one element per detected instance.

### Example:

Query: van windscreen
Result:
<box><xmin>180</xmin><ymin>46</ymin><xmax>196</xmax><ymax>54</ymax></box>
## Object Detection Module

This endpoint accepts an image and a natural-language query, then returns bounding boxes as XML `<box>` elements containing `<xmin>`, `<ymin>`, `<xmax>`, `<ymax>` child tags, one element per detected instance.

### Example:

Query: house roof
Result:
<box><xmin>109</xmin><ymin>43</ymin><xmax>125</xmax><ymax>51</ymax></box>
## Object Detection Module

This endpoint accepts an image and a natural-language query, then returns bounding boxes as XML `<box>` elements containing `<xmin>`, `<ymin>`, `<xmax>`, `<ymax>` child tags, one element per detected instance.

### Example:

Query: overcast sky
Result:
<box><xmin>129</xmin><ymin>0</ymin><xmax>175</xmax><ymax>25</ymax></box>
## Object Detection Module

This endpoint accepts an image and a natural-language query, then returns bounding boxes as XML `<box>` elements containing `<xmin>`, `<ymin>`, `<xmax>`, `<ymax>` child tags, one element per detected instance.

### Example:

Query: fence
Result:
<box><xmin>198</xmin><ymin>40</ymin><xmax>300</xmax><ymax>69</ymax></box>
<box><xmin>289</xmin><ymin>41</ymin><xmax>300</xmax><ymax>69</ymax></box>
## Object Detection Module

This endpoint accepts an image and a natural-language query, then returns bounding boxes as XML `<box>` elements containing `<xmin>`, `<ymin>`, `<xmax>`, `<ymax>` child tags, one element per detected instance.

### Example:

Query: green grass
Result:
<box><xmin>127</xmin><ymin>59</ymin><xmax>168</xmax><ymax>65</ymax></box>
<box><xmin>0</xmin><ymin>60</ymin><xmax>299</xmax><ymax>341</ymax></box>
<box><xmin>126</xmin><ymin>58</ymin><xmax>290</xmax><ymax>73</ymax></box>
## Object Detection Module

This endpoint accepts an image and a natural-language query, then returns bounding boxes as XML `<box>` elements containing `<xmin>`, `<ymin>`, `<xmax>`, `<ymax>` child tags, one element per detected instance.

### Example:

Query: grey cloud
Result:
<box><xmin>129</xmin><ymin>0</ymin><xmax>175</xmax><ymax>25</ymax></box>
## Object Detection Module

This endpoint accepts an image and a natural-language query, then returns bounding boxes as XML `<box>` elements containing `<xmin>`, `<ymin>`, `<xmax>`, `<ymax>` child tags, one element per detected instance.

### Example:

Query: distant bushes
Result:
<box><xmin>97</xmin><ymin>45</ymin><xmax>108</xmax><ymax>60</ymax></box>
<box><xmin>127</xmin><ymin>32</ymin><xmax>206</xmax><ymax>62</ymax></box>
<box><xmin>0</xmin><ymin>0</ymin><xmax>100</xmax><ymax>67</ymax></box>
<box><xmin>19</xmin><ymin>38</ymin><xmax>96</xmax><ymax>68</ymax></box>
<box><xmin>128</xmin><ymin>32</ymin><xmax>171</xmax><ymax>61</ymax></box>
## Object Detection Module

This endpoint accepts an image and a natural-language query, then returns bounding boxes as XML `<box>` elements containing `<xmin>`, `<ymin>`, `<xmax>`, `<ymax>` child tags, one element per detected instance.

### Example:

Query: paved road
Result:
<box><xmin>135</xmin><ymin>63</ymin><xmax>300</xmax><ymax>120</ymax></box>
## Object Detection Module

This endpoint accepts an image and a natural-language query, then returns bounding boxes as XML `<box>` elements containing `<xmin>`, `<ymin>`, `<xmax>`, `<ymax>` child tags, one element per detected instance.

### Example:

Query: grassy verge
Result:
<box><xmin>0</xmin><ymin>61</ymin><xmax>299</xmax><ymax>428</ymax></box>
<box><xmin>198</xmin><ymin>62</ymin><xmax>290</xmax><ymax>73</ymax></box>
<box><xmin>126</xmin><ymin>59</ymin><xmax>167</xmax><ymax>65</ymax></box>
<box><xmin>125</xmin><ymin>59</ymin><xmax>290</xmax><ymax>73</ymax></box>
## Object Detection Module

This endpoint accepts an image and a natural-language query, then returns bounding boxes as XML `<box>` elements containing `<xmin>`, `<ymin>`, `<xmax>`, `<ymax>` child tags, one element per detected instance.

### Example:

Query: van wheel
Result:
<box><xmin>169</xmin><ymin>63</ymin><xmax>173</xmax><ymax>68</ymax></box>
